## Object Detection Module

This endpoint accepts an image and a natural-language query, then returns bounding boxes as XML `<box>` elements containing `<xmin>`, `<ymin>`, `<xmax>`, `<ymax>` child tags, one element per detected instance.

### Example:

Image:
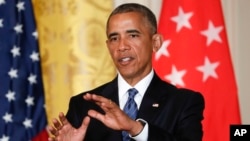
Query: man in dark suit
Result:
<box><xmin>48</xmin><ymin>3</ymin><xmax>204</xmax><ymax>141</ymax></box>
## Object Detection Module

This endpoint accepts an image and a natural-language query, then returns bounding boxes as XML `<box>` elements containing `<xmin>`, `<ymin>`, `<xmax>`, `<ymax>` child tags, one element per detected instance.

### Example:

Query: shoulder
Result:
<box><xmin>70</xmin><ymin>77</ymin><xmax>118</xmax><ymax>101</ymax></box>
<box><xmin>155</xmin><ymin>76</ymin><xmax>205</xmax><ymax>116</ymax></box>
<box><xmin>152</xmin><ymin>72</ymin><xmax>204</xmax><ymax>103</ymax></box>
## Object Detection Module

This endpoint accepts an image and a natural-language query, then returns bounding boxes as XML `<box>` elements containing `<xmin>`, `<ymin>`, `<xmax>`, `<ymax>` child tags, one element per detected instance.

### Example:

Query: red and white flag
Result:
<box><xmin>153</xmin><ymin>0</ymin><xmax>241</xmax><ymax>140</ymax></box>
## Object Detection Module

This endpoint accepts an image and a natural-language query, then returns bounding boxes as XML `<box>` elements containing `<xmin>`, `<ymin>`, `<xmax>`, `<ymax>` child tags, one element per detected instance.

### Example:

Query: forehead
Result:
<box><xmin>107</xmin><ymin>12</ymin><xmax>148</xmax><ymax>34</ymax></box>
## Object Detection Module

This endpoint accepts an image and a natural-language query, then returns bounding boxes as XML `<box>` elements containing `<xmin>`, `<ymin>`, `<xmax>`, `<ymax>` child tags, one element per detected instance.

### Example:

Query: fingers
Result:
<box><xmin>48</xmin><ymin>137</ymin><xmax>56</xmax><ymax>141</ymax></box>
<box><xmin>83</xmin><ymin>93</ymin><xmax>107</xmax><ymax>102</ymax></box>
<box><xmin>48</xmin><ymin>124</ymin><xmax>59</xmax><ymax>141</ymax></box>
<box><xmin>58</xmin><ymin>112</ymin><xmax>69</xmax><ymax>126</ymax></box>
<box><xmin>48</xmin><ymin>125</ymin><xmax>58</xmax><ymax>136</ymax></box>
<box><xmin>48</xmin><ymin>137</ymin><xmax>54</xmax><ymax>141</ymax></box>
<box><xmin>88</xmin><ymin>109</ymin><xmax>104</xmax><ymax>122</ymax></box>
<box><xmin>83</xmin><ymin>93</ymin><xmax>116</xmax><ymax>109</ymax></box>
<box><xmin>83</xmin><ymin>116</ymin><xmax>91</xmax><ymax>126</ymax></box>
<box><xmin>48</xmin><ymin>112</ymin><xmax>67</xmax><ymax>137</ymax></box>
<box><xmin>52</xmin><ymin>118</ymin><xmax>63</xmax><ymax>130</ymax></box>
<box><xmin>79</xmin><ymin>116</ymin><xmax>91</xmax><ymax>133</ymax></box>
<box><xmin>48</xmin><ymin>112</ymin><xmax>89</xmax><ymax>141</ymax></box>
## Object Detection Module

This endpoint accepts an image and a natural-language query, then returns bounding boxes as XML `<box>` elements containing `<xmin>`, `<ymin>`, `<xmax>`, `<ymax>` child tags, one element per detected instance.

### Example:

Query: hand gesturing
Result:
<box><xmin>48</xmin><ymin>112</ymin><xmax>90</xmax><ymax>141</ymax></box>
<box><xmin>84</xmin><ymin>93</ymin><xmax>143</xmax><ymax>136</ymax></box>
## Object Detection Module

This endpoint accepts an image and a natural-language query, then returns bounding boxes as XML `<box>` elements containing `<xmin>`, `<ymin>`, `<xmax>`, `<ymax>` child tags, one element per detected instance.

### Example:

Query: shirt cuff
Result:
<box><xmin>130</xmin><ymin>119</ymin><xmax>148</xmax><ymax>141</ymax></box>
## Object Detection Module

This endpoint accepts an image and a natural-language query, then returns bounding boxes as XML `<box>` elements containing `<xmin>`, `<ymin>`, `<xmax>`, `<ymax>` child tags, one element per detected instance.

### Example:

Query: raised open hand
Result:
<box><xmin>48</xmin><ymin>112</ymin><xmax>90</xmax><ymax>141</ymax></box>
<box><xmin>83</xmin><ymin>93</ymin><xmax>143</xmax><ymax>136</ymax></box>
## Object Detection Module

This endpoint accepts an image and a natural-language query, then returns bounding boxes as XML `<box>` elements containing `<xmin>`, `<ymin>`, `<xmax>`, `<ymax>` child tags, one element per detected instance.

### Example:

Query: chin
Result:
<box><xmin>120</xmin><ymin>71</ymin><xmax>137</xmax><ymax>79</ymax></box>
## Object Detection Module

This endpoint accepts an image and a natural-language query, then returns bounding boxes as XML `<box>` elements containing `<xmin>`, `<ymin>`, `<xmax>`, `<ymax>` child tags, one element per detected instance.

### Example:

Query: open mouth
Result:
<box><xmin>118</xmin><ymin>57</ymin><xmax>134</xmax><ymax>65</ymax></box>
<box><xmin>121</xmin><ymin>57</ymin><xmax>131</xmax><ymax>62</ymax></box>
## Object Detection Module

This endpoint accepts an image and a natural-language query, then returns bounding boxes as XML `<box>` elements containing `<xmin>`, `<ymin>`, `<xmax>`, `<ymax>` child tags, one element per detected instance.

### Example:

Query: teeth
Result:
<box><xmin>122</xmin><ymin>57</ymin><xmax>130</xmax><ymax>61</ymax></box>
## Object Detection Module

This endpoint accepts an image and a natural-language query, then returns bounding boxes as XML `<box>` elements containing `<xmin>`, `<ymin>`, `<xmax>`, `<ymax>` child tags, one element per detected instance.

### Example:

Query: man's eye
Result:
<box><xmin>130</xmin><ymin>34</ymin><xmax>139</xmax><ymax>38</ymax></box>
<box><xmin>110</xmin><ymin>37</ymin><xmax>118</xmax><ymax>41</ymax></box>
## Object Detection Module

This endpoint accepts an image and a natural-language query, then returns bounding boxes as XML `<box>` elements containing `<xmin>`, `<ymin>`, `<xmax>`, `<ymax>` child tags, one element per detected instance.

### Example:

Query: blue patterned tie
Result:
<box><xmin>122</xmin><ymin>88</ymin><xmax>138</xmax><ymax>141</ymax></box>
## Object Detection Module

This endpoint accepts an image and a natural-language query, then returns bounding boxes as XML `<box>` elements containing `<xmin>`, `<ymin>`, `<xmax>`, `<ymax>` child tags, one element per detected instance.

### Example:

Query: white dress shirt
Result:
<box><xmin>118</xmin><ymin>69</ymin><xmax>154</xmax><ymax>141</ymax></box>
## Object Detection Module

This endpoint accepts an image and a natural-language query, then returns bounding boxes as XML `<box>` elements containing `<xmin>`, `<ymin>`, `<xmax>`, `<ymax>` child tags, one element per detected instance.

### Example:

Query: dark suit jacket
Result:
<box><xmin>66</xmin><ymin>73</ymin><xmax>204</xmax><ymax>141</ymax></box>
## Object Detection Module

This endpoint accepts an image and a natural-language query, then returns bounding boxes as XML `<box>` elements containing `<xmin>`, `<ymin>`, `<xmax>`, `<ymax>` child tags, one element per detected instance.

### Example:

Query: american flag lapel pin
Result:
<box><xmin>152</xmin><ymin>103</ymin><xmax>159</xmax><ymax>107</ymax></box>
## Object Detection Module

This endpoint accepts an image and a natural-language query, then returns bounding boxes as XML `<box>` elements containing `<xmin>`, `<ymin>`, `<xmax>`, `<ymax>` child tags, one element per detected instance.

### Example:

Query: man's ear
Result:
<box><xmin>152</xmin><ymin>34</ymin><xmax>163</xmax><ymax>52</ymax></box>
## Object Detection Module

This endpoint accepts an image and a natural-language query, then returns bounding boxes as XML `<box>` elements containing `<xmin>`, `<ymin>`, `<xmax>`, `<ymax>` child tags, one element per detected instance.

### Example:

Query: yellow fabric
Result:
<box><xmin>32</xmin><ymin>0</ymin><xmax>116</xmax><ymax>125</ymax></box>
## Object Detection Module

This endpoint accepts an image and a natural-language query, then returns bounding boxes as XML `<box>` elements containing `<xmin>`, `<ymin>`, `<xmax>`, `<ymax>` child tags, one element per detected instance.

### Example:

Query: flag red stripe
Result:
<box><xmin>32</xmin><ymin>129</ymin><xmax>49</xmax><ymax>141</ymax></box>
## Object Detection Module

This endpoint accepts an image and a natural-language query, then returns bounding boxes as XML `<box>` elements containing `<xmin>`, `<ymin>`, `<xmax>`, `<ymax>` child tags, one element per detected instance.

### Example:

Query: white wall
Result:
<box><xmin>222</xmin><ymin>0</ymin><xmax>250</xmax><ymax>124</ymax></box>
<box><xmin>114</xmin><ymin>0</ymin><xmax>250</xmax><ymax>124</ymax></box>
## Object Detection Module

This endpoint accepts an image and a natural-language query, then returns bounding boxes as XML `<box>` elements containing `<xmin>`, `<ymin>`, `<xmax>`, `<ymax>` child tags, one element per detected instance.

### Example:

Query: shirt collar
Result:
<box><xmin>118</xmin><ymin>69</ymin><xmax>154</xmax><ymax>99</ymax></box>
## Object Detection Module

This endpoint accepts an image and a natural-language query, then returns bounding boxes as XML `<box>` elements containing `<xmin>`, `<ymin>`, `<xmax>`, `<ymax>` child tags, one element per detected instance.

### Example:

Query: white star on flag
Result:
<box><xmin>32</xmin><ymin>30</ymin><xmax>38</xmax><ymax>39</ymax></box>
<box><xmin>165</xmin><ymin>65</ymin><xmax>187</xmax><ymax>87</ymax></box>
<box><xmin>5</xmin><ymin>90</ymin><xmax>15</xmax><ymax>102</ymax></box>
<box><xmin>11</xmin><ymin>46</ymin><xmax>21</xmax><ymax>57</ymax></box>
<box><xmin>0</xmin><ymin>0</ymin><xmax>48</xmax><ymax>139</ymax></box>
<box><xmin>16</xmin><ymin>1</ymin><xmax>25</xmax><ymax>11</ymax></box>
<box><xmin>171</xmin><ymin>7</ymin><xmax>193</xmax><ymax>32</ymax></box>
<box><xmin>155</xmin><ymin>40</ymin><xmax>171</xmax><ymax>60</ymax></box>
<box><xmin>0</xmin><ymin>0</ymin><xmax>5</xmax><ymax>5</ymax></box>
<box><xmin>8</xmin><ymin>68</ymin><xmax>18</xmax><ymax>79</ymax></box>
<box><xmin>23</xmin><ymin>118</ymin><xmax>32</xmax><ymax>129</ymax></box>
<box><xmin>200</xmin><ymin>20</ymin><xmax>223</xmax><ymax>46</ymax></box>
<box><xmin>30</xmin><ymin>51</ymin><xmax>39</xmax><ymax>62</ymax></box>
<box><xmin>156</xmin><ymin>1</ymin><xmax>241</xmax><ymax>141</ymax></box>
<box><xmin>197</xmin><ymin>56</ymin><xmax>220</xmax><ymax>82</ymax></box>
<box><xmin>0</xmin><ymin>19</ymin><xmax>3</xmax><ymax>28</ymax></box>
<box><xmin>27</xmin><ymin>73</ymin><xmax>37</xmax><ymax>85</ymax></box>
<box><xmin>0</xmin><ymin>135</ymin><xmax>10</xmax><ymax>141</ymax></box>
<box><xmin>14</xmin><ymin>24</ymin><xmax>23</xmax><ymax>34</ymax></box>
<box><xmin>2</xmin><ymin>113</ymin><xmax>13</xmax><ymax>123</ymax></box>
<box><xmin>25</xmin><ymin>96</ymin><xmax>34</xmax><ymax>106</ymax></box>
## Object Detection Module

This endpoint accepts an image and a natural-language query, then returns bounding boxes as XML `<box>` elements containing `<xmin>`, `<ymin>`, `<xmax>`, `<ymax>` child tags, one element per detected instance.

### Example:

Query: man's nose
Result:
<box><xmin>118</xmin><ymin>38</ymin><xmax>129</xmax><ymax>52</ymax></box>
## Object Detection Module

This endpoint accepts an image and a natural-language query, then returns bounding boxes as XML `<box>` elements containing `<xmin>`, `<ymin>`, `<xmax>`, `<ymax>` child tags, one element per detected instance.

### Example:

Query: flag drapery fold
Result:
<box><xmin>154</xmin><ymin>0</ymin><xmax>241</xmax><ymax>141</ymax></box>
<box><xmin>0</xmin><ymin>0</ymin><xmax>48</xmax><ymax>140</ymax></box>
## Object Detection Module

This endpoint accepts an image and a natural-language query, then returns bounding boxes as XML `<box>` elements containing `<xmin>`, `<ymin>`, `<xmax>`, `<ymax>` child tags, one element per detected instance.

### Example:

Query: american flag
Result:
<box><xmin>154</xmin><ymin>0</ymin><xmax>241</xmax><ymax>141</ymax></box>
<box><xmin>0</xmin><ymin>0</ymin><xmax>48</xmax><ymax>140</ymax></box>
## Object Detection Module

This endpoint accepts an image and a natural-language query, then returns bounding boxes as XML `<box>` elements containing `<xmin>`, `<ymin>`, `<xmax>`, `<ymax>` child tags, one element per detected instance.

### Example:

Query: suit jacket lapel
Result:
<box><xmin>99</xmin><ymin>74</ymin><xmax>171</xmax><ymax>122</ymax></box>
<box><xmin>94</xmin><ymin>77</ymin><xmax>123</xmax><ymax>141</ymax></box>
<box><xmin>93</xmin><ymin>74</ymin><xmax>171</xmax><ymax>140</ymax></box>
<box><xmin>100</xmin><ymin>76</ymin><xmax>120</xmax><ymax>106</ymax></box>
<box><xmin>137</xmin><ymin>73</ymin><xmax>169</xmax><ymax>122</ymax></box>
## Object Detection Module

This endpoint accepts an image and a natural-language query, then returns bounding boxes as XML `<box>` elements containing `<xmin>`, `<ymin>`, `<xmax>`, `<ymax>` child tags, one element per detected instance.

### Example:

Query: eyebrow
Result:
<box><xmin>108</xmin><ymin>32</ymin><xmax>118</xmax><ymax>39</ymax></box>
<box><xmin>107</xmin><ymin>29</ymin><xmax>141</xmax><ymax>39</ymax></box>
<box><xmin>126</xmin><ymin>29</ymin><xmax>140</xmax><ymax>34</ymax></box>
